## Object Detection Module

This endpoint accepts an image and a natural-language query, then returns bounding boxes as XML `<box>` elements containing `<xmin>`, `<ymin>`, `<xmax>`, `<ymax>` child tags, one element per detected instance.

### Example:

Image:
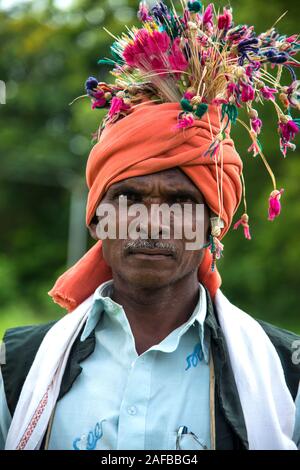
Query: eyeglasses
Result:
<box><xmin>176</xmin><ymin>425</ymin><xmax>208</xmax><ymax>450</ymax></box>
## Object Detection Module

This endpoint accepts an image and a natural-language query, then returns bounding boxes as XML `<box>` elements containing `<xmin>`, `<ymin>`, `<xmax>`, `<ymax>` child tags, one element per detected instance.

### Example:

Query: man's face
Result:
<box><xmin>89</xmin><ymin>168</ymin><xmax>210</xmax><ymax>289</ymax></box>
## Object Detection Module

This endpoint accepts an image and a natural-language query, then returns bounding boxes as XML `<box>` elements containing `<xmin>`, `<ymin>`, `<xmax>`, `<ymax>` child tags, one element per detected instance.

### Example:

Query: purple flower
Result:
<box><xmin>226</xmin><ymin>25</ymin><xmax>254</xmax><ymax>43</ymax></box>
<box><xmin>245</xmin><ymin>61</ymin><xmax>261</xmax><ymax>77</ymax></box>
<box><xmin>137</xmin><ymin>1</ymin><xmax>153</xmax><ymax>22</ymax></box>
<box><xmin>286</xmin><ymin>80</ymin><xmax>300</xmax><ymax>108</ymax></box>
<box><xmin>237</xmin><ymin>38</ymin><xmax>259</xmax><ymax>66</ymax></box>
<box><xmin>260</xmin><ymin>86</ymin><xmax>277</xmax><ymax>101</ymax></box>
<box><xmin>151</xmin><ymin>1</ymin><xmax>170</xmax><ymax>22</ymax></box>
<box><xmin>263</xmin><ymin>49</ymin><xmax>289</xmax><ymax>64</ymax></box>
<box><xmin>85</xmin><ymin>76</ymin><xmax>99</xmax><ymax>96</ymax></box>
<box><xmin>251</xmin><ymin>117</ymin><xmax>262</xmax><ymax>134</ymax></box>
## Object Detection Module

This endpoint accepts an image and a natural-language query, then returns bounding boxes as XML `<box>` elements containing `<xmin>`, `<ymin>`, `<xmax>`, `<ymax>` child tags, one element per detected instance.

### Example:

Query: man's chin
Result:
<box><xmin>118</xmin><ymin>268</ymin><xmax>176</xmax><ymax>290</ymax></box>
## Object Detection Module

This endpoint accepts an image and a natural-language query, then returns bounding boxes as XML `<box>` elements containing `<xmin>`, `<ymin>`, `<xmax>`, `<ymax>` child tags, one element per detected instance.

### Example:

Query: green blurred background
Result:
<box><xmin>0</xmin><ymin>0</ymin><xmax>299</xmax><ymax>337</ymax></box>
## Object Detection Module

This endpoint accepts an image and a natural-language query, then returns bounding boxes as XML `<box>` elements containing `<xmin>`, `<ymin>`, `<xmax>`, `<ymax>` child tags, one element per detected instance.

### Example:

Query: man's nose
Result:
<box><xmin>139</xmin><ymin>202</ymin><xmax>169</xmax><ymax>239</ymax></box>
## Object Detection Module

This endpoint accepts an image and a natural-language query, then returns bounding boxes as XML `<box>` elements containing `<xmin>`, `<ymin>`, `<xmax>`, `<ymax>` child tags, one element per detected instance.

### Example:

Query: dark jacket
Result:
<box><xmin>1</xmin><ymin>287</ymin><xmax>300</xmax><ymax>450</ymax></box>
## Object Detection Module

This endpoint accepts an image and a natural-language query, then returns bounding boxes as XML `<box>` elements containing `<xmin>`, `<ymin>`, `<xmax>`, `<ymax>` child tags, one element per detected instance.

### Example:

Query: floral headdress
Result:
<box><xmin>78</xmin><ymin>0</ymin><xmax>299</xmax><ymax>245</ymax></box>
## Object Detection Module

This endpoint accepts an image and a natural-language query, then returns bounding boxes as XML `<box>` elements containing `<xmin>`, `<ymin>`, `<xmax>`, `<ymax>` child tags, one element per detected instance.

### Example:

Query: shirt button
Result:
<box><xmin>127</xmin><ymin>405</ymin><xmax>137</xmax><ymax>415</ymax></box>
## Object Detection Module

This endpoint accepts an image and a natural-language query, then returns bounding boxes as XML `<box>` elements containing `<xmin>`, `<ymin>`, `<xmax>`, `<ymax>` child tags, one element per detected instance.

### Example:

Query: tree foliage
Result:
<box><xmin>0</xmin><ymin>0</ymin><xmax>299</xmax><ymax>336</ymax></box>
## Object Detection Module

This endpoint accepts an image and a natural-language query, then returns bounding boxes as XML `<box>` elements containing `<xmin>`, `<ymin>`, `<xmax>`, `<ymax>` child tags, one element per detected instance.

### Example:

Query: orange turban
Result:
<box><xmin>49</xmin><ymin>101</ymin><xmax>243</xmax><ymax>311</ymax></box>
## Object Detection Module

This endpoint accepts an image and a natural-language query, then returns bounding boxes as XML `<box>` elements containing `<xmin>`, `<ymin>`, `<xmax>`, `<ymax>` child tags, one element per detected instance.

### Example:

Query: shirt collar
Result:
<box><xmin>80</xmin><ymin>280</ymin><xmax>209</xmax><ymax>363</ymax></box>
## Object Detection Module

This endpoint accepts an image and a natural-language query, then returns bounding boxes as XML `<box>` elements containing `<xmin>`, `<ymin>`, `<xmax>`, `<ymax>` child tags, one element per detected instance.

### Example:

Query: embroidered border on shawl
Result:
<box><xmin>16</xmin><ymin>387</ymin><xmax>50</xmax><ymax>450</ymax></box>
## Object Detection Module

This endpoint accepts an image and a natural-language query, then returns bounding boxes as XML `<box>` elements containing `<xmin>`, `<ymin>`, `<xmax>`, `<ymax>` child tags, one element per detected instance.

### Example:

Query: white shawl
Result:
<box><xmin>5</xmin><ymin>288</ymin><xmax>297</xmax><ymax>450</ymax></box>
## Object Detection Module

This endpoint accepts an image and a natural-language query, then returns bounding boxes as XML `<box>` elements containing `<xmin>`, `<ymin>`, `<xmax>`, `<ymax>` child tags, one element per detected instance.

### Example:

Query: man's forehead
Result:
<box><xmin>108</xmin><ymin>168</ymin><xmax>202</xmax><ymax>193</ymax></box>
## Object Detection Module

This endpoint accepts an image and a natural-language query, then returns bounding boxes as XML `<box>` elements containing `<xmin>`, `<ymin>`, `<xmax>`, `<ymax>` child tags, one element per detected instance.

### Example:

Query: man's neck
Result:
<box><xmin>110</xmin><ymin>273</ymin><xmax>200</xmax><ymax>355</ymax></box>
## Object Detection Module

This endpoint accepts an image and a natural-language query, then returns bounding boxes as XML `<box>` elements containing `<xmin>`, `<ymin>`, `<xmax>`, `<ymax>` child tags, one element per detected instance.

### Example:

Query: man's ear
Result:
<box><xmin>204</xmin><ymin>207</ymin><xmax>213</xmax><ymax>244</ymax></box>
<box><xmin>88</xmin><ymin>215</ymin><xmax>98</xmax><ymax>240</ymax></box>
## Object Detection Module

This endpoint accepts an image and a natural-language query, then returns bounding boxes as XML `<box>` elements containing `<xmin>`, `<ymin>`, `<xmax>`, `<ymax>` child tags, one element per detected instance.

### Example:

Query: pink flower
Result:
<box><xmin>214</xmin><ymin>238</ymin><xmax>224</xmax><ymax>259</ymax></box>
<box><xmin>211</xmin><ymin>98</ymin><xmax>228</xmax><ymax>105</ymax></box>
<box><xmin>217</xmin><ymin>7</ymin><xmax>232</xmax><ymax>30</ymax></box>
<box><xmin>91</xmin><ymin>89</ymin><xmax>107</xmax><ymax>109</ymax></box>
<box><xmin>108</xmin><ymin>97</ymin><xmax>131</xmax><ymax>120</ymax></box>
<box><xmin>241</xmin><ymin>83</ymin><xmax>255</xmax><ymax>102</ymax></box>
<box><xmin>251</xmin><ymin>117</ymin><xmax>262</xmax><ymax>134</ymax></box>
<box><xmin>183</xmin><ymin>90</ymin><xmax>196</xmax><ymax>100</ymax></box>
<box><xmin>123</xmin><ymin>29</ymin><xmax>170</xmax><ymax>72</ymax></box>
<box><xmin>233</xmin><ymin>213</ymin><xmax>251</xmax><ymax>240</ymax></box>
<box><xmin>279</xmin><ymin>119</ymin><xmax>299</xmax><ymax>141</ymax></box>
<box><xmin>260</xmin><ymin>86</ymin><xmax>277</xmax><ymax>101</ymax></box>
<box><xmin>123</xmin><ymin>28</ymin><xmax>149</xmax><ymax>67</ymax></box>
<box><xmin>227</xmin><ymin>82</ymin><xmax>238</xmax><ymax>95</ymax></box>
<box><xmin>226</xmin><ymin>82</ymin><xmax>240</xmax><ymax>105</ymax></box>
<box><xmin>280</xmin><ymin>140</ymin><xmax>296</xmax><ymax>157</ymax></box>
<box><xmin>123</xmin><ymin>41</ymin><xmax>144</xmax><ymax>68</ymax></box>
<box><xmin>200</xmin><ymin>49</ymin><xmax>211</xmax><ymax>65</ymax></box>
<box><xmin>196</xmin><ymin>35</ymin><xmax>209</xmax><ymax>47</ymax></box>
<box><xmin>144</xmin><ymin>29</ymin><xmax>170</xmax><ymax>55</ymax></box>
<box><xmin>182</xmin><ymin>8</ymin><xmax>189</xmax><ymax>28</ymax></box>
<box><xmin>168</xmin><ymin>37</ymin><xmax>188</xmax><ymax>78</ymax></box>
<box><xmin>92</xmin><ymin>98</ymin><xmax>106</xmax><ymax>109</ymax></box>
<box><xmin>202</xmin><ymin>3</ymin><xmax>214</xmax><ymax>31</ymax></box>
<box><xmin>137</xmin><ymin>1</ymin><xmax>153</xmax><ymax>22</ymax></box>
<box><xmin>268</xmin><ymin>189</ymin><xmax>284</xmax><ymax>221</ymax></box>
<box><xmin>248</xmin><ymin>140</ymin><xmax>261</xmax><ymax>156</ymax></box>
<box><xmin>175</xmin><ymin>112</ymin><xmax>194</xmax><ymax>129</ymax></box>
<box><xmin>245</xmin><ymin>61</ymin><xmax>261</xmax><ymax>77</ymax></box>
<box><xmin>286</xmin><ymin>34</ymin><xmax>298</xmax><ymax>44</ymax></box>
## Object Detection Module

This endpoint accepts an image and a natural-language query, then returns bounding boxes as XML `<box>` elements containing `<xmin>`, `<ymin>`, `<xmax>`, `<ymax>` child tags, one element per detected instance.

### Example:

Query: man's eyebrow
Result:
<box><xmin>110</xmin><ymin>181</ymin><xmax>199</xmax><ymax>192</ymax></box>
<box><xmin>108</xmin><ymin>182</ymin><xmax>203</xmax><ymax>199</ymax></box>
<box><xmin>108</xmin><ymin>182</ymin><xmax>145</xmax><ymax>193</ymax></box>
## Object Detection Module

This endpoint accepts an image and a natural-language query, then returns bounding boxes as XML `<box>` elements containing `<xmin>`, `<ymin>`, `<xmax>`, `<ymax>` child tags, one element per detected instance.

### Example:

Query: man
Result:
<box><xmin>1</xmin><ymin>158</ymin><xmax>300</xmax><ymax>450</ymax></box>
<box><xmin>1</xmin><ymin>0</ymin><xmax>300</xmax><ymax>450</ymax></box>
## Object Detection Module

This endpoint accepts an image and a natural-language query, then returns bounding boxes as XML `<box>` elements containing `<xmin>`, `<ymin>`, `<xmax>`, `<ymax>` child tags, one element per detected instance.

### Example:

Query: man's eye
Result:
<box><xmin>113</xmin><ymin>191</ymin><xmax>140</xmax><ymax>201</ymax></box>
<box><xmin>173</xmin><ymin>196</ymin><xmax>196</xmax><ymax>203</ymax></box>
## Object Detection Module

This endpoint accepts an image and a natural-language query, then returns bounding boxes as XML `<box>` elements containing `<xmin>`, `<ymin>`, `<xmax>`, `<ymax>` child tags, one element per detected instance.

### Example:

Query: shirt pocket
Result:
<box><xmin>167</xmin><ymin>431</ymin><xmax>208</xmax><ymax>450</ymax></box>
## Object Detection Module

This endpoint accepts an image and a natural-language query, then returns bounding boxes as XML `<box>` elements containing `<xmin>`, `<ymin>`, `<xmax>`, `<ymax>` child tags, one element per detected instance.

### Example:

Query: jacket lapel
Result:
<box><xmin>204</xmin><ymin>287</ymin><xmax>249</xmax><ymax>449</ymax></box>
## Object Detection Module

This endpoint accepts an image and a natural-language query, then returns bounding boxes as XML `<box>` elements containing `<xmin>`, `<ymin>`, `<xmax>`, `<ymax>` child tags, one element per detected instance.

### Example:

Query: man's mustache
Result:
<box><xmin>124</xmin><ymin>239</ymin><xmax>177</xmax><ymax>257</ymax></box>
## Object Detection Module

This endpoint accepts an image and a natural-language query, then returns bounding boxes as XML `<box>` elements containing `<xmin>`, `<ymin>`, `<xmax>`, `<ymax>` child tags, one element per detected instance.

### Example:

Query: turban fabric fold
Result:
<box><xmin>49</xmin><ymin>102</ymin><xmax>243</xmax><ymax>311</ymax></box>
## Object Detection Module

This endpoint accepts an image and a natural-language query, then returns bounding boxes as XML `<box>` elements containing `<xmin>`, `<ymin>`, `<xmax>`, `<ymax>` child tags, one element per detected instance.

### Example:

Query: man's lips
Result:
<box><xmin>127</xmin><ymin>247</ymin><xmax>176</xmax><ymax>259</ymax></box>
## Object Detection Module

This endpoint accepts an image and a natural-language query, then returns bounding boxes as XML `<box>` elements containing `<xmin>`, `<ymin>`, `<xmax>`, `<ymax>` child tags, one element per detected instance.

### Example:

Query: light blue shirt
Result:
<box><xmin>0</xmin><ymin>280</ymin><xmax>299</xmax><ymax>450</ymax></box>
<box><xmin>46</xmin><ymin>280</ymin><xmax>211</xmax><ymax>450</ymax></box>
